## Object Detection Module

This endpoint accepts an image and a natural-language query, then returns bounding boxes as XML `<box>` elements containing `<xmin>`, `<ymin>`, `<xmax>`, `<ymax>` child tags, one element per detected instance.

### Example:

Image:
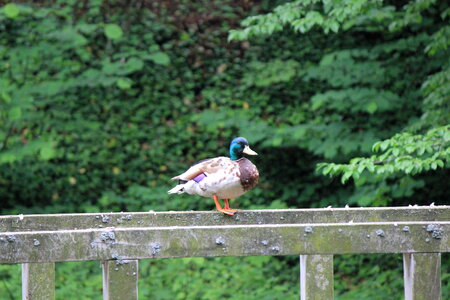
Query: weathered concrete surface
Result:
<box><xmin>1</xmin><ymin>222</ymin><xmax>449</xmax><ymax>264</ymax></box>
<box><xmin>403</xmin><ymin>253</ymin><xmax>441</xmax><ymax>300</ymax></box>
<box><xmin>300</xmin><ymin>255</ymin><xmax>333</xmax><ymax>300</ymax></box>
<box><xmin>22</xmin><ymin>262</ymin><xmax>55</xmax><ymax>300</ymax></box>
<box><xmin>1</xmin><ymin>206</ymin><xmax>449</xmax><ymax>232</ymax></box>
<box><xmin>102</xmin><ymin>260</ymin><xmax>138</xmax><ymax>300</ymax></box>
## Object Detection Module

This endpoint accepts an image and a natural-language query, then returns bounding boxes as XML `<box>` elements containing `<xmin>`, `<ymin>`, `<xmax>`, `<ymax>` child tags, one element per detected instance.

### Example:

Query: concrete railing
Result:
<box><xmin>1</xmin><ymin>206</ymin><xmax>449</xmax><ymax>299</ymax></box>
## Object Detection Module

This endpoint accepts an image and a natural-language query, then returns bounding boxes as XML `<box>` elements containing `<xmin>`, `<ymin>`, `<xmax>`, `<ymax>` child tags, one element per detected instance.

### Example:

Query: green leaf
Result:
<box><xmin>366</xmin><ymin>102</ymin><xmax>378</xmax><ymax>114</ymax></box>
<box><xmin>341</xmin><ymin>171</ymin><xmax>352</xmax><ymax>184</ymax></box>
<box><xmin>180</xmin><ymin>32</ymin><xmax>190</xmax><ymax>41</ymax></box>
<box><xmin>116</xmin><ymin>78</ymin><xmax>132</xmax><ymax>89</ymax></box>
<box><xmin>357</xmin><ymin>164</ymin><xmax>365</xmax><ymax>173</ymax></box>
<box><xmin>1</xmin><ymin>92</ymin><xmax>12</xmax><ymax>103</ymax></box>
<box><xmin>104</xmin><ymin>24</ymin><xmax>123</xmax><ymax>40</ymax></box>
<box><xmin>392</xmin><ymin>148</ymin><xmax>400</xmax><ymax>156</ymax></box>
<box><xmin>319</xmin><ymin>54</ymin><xmax>334</xmax><ymax>66</ymax></box>
<box><xmin>372</xmin><ymin>142</ymin><xmax>381</xmax><ymax>152</ymax></box>
<box><xmin>148</xmin><ymin>52</ymin><xmax>170</xmax><ymax>66</ymax></box>
<box><xmin>0</xmin><ymin>152</ymin><xmax>16</xmax><ymax>164</ymax></box>
<box><xmin>319</xmin><ymin>164</ymin><xmax>334</xmax><ymax>176</ymax></box>
<box><xmin>4</xmin><ymin>3</ymin><xmax>20</xmax><ymax>18</ymax></box>
<box><xmin>8</xmin><ymin>107</ymin><xmax>22</xmax><ymax>120</ymax></box>
<box><xmin>271</xmin><ymin>137</ymin><xmax>283</xmax><ymax>146</ymax></box>
<box><xmin>77</xmin><ymin>24</ymin><xmax>98</xmax><ymax>34</ymax></box>
<box><xmin>329</xmin><ymin>20</ymin><xmax>340</xmax><ymax>33</ymax></box>
<box><xmin>40</xmin><ymin>145</ymin><xmax>56</xmax><ymax>160</ymax></box>
<box><xmin>380</xmin><ymin>141</ymin><xmax>390</xmax><ymax>152</ymax></box>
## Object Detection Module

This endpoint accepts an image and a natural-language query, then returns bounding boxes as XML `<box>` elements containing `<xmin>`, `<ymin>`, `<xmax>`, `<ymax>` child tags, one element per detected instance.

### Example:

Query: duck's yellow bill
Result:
<box><xmin>243</xmin><ymin>145</ymin><xmax>258</xmax><ymax>155</ymax></box>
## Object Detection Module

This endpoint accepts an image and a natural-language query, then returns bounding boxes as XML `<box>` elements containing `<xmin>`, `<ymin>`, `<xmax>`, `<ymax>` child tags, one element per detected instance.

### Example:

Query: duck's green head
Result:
<box><xmin>229</xmin><ymin>137</ymin><xmax>258</xmax><ymax>161</ymax></box>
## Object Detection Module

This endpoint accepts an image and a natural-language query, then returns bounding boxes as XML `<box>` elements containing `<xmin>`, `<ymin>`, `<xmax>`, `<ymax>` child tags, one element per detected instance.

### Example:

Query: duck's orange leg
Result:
<box><xmin>213</xmin><ymin>195</ymin><xmax>235</xmax><ymax>215</ymax></box>
<box><xmin>224</xmin><ymin>199</ymin><xmax>240</xmax><ymax>213</ymax></box>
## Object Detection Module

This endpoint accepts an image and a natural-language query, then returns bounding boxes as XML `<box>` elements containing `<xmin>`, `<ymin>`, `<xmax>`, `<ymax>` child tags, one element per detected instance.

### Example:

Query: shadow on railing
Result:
<box><xmin>1</xmin><ymin>206</ymin><xmax>449</xmax><ymax>300</ymax></box>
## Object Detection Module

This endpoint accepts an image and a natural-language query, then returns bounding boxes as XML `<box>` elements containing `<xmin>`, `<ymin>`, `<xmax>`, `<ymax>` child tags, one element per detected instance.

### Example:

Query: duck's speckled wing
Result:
<box><xmin>171</xmin><ymin>157</ymin><xmax>234</xmax><ymax>181</ymax></box>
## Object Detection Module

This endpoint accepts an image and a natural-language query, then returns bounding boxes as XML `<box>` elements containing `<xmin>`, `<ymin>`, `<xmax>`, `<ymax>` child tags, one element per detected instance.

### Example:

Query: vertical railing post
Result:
<box><xmin>102</xmin><ymin>260</ymin><xmax>138</xmax><ymax>300</ymax></box>
<box><xmin>299</xmin><ymin>255</ymin><xmax>334</xmax><ymax>300</ymax></box>
<box><xmin>22</xmin><ymin>263</ymin><xmax>55</xmax><ymax>300</ymax></box>
<box><xmin>403</xmin><ymin>253</ymin><xmax>441</xmax><ymax>300</ymax></box>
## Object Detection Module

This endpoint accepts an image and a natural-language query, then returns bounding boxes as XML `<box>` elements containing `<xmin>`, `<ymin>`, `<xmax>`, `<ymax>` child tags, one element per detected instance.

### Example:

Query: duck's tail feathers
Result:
<box><xmin>167</xmin><ymin>184</ymin><xmax>185</xmax><ymax>194</ymax></box>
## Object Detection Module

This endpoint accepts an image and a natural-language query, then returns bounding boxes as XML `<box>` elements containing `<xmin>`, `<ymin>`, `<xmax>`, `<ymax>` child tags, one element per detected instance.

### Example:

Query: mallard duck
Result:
<box><xmin>168</xmin><ymin>137</ymin><xmax>259</xmax><ymax>215</ymax></box>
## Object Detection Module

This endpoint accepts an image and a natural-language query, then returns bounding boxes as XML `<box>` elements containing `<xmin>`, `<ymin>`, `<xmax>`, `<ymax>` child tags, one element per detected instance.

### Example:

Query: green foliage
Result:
<box><xmin>140</xmin><ymin>256</ymin><xmax>296</xmax><ymax>300</ymax></box>
<box><xmin>0</xmin><ymin>256</ymin><xmax>297</xmax><ymax>300</ymax></box>
<box><xmin>243</xmin><ymin>59</ymin><xmax>300</xmax><ymax>87</ymax></box>
<box><xmin>0</xmin><ymin>0</ymin><xmax>449</xmax><ymax>299</ymax></box>
<box><xmin>418</xmin><ymin>66</ymin><xmax>450</xmax><ymax>129</ymax></box>
<box><xmin>319</xmin><ymin>125</ymin><xmax>450</xmax><ymax>183</ymax></box>
<box><xmin>229</xmin><ymin>0</ymin><xmax>449</xmax><ymax>193</ymax></box>
<box><xmin>229</xmin><ymin>0</ymin><xmax>443</xmax><ymax>40</ymax></box>
<box><xmin>104</xmin><ymin>24</ymin><xmax>123</xmax><ymax>40</ymax></box>
<box><xmin>334</xmin><ymin>254</ymin><xmax>404</xmax><ymax>299</ymax></box>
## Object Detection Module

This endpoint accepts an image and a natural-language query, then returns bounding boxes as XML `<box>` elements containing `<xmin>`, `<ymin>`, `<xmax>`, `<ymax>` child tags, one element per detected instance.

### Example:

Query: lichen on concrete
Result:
<box><xmin>270</xmin><ymin>246</ymin><xmax>281</xmax><ymax>253</ymax></box>
<box><xmin>215</xmin><ymin>237</ymin><xmax>225</xmax><ymax>245</ymax></box>
<box><xmin>426</xmin><ymin>224</ymin><xmax>443</xmax><ymax>239</ymax></box>
<box><xmin>304</xmin><ymin>226</ymin><xmax>313</xmax><ymax>234</ymax></box>
<box><xmin>123</xmin><ymin>214</ymin><xmax>132</xmax><ymax>221</ymax></box>
<box><xmin>101</xmin><ymin>215</ymin><xmax>110</xmax><ymax>223</ymax></box>
<box><xmin>375</xmin><ymin>229</ymin><xmax>385</xmax><ymax>237</ymax></box>
<box><xmin>6</xmin><ymin>235</ymin><xmax>17</xmax><ymax>242</ymax></box>
<box><xmin>100</xmin><ymin>231</ymin><xmax>116</xmax><ymax>242</ymax></box>
<box><xmin>111</xmin><ymin>253</ymin><xmax>129</xmax><ymax>266</ymax></box>
<box><xmin>150</xmin><ymin>242</ymin><xmax>161</xmax><ymax>255</ymax></box>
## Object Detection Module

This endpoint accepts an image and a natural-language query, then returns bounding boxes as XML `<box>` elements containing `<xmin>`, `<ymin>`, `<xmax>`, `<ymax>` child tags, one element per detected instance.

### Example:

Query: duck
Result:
<box><xmin>168</xmin><ymin>137</ymin><xmax>259</xmax><ymax>215</ymax></box>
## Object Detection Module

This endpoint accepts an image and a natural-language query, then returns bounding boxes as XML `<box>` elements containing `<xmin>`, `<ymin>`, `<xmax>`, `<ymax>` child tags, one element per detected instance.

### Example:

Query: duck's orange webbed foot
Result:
<box><xmin>213</xmin><ymin>195</ymin><xmax>237</xmax><ymax>215</ymax></box>
<box><xmin>224</xmin><ymin>199</ymin><xmax>240</xmax><ymax>213</ymax></box>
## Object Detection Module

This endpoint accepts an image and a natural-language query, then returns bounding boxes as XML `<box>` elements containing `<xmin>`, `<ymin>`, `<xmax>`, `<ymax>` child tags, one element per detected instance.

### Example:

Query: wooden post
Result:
<box><xmin>403</xmin><ymin>253</ymin><xmax>441</xmax><ymax>300</ymax></box>
<box><xmin>300</xmin><ymin>255</ymin><xmax>333</xmax><ymax>300</ymax></box>
<box><xmin>102</xmin><ymin>260</ymin><xmax>138</xmax><ymax>300</ymax></box>
<box><xmin>22</xmin><ymin>263</ymin><xmax>55</xmax><ymax>300</ymax></box>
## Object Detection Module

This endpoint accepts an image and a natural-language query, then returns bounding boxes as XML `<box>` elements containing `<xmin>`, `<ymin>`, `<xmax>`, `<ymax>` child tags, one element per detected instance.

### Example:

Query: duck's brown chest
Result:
<box><xmin>237</xmin><ymin>158</ymin><xmax>259</xmax><ymax>191</ymax></box>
